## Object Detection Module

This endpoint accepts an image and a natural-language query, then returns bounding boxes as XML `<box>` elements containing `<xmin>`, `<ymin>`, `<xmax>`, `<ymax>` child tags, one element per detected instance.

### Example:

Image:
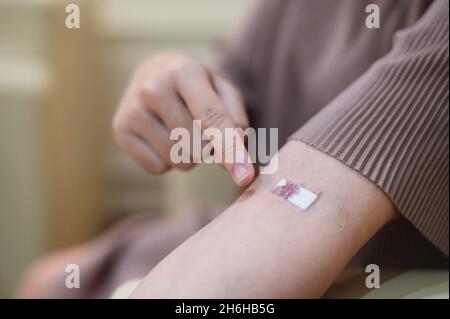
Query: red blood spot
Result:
<box><xmin>272</xmin><ymin>181</ymin><xmax>299</xmax><ymax>200</ymax></box>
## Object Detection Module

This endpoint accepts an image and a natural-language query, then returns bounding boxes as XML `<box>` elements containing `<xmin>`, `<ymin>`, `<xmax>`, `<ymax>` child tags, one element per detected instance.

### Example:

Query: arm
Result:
<box><xmin>113</xmin><ymin>52</ymin><xmax>254</xmax><ymax>187</ymax></box>
<box><xmin>130</xmin><ymin>141</ymin><xmax>397</xmax><ymax>298</ymax></box>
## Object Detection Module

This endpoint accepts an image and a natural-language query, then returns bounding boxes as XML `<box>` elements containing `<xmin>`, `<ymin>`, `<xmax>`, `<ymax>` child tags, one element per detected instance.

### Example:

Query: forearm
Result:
<box><xmin>130</xmin><ymin>141</ymin><xmax>397</xmax><ymax>298</ymax></box>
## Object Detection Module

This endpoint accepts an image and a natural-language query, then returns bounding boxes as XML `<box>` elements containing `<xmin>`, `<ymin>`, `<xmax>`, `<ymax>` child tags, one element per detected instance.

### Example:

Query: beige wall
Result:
<box><xmin>0</xmin><ymin>0</ymin><xmax>251</xmax><ymax>298</ymax></box>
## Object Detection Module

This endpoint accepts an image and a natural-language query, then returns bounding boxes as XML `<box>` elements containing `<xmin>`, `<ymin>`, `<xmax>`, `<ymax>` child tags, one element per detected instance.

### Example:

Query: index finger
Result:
<box><xmin>172</xmin><ymin>60</ymin><xmax>255</xmax><ymax>186</ymax></box>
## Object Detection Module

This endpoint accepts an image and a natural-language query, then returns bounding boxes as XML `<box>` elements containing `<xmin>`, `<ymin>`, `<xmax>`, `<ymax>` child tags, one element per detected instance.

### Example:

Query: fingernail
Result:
<box><xmin>233</xmin><ymin>164</ymin><xmax>250</xmax><ymax>184</ymax></box>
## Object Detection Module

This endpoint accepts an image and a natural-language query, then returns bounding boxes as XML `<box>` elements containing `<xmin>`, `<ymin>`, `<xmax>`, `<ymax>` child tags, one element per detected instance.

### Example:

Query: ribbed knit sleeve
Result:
<box><xmin>290</xmin><ymin>0</ymin><xmax>449</xmax><ymax>255</ymax></box>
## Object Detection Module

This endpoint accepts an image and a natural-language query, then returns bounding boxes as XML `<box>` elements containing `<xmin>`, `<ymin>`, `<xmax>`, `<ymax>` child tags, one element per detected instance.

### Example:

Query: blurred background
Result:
<box><xmin>0</xmin><ymin>0</ymin><xmax>251</xmax><ymax>298</ymax></box>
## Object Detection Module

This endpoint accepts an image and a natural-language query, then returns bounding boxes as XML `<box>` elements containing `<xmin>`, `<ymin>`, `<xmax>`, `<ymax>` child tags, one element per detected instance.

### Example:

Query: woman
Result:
<box><xmin>18</xmin><ymin>0</ymin><xmax>448</xmax><ymax>298</ymax></box>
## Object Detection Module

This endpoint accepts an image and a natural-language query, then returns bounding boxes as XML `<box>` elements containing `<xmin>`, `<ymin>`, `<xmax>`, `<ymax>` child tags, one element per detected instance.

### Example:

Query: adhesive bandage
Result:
<box><xmin>271</xmin><ymin>178</ymin><xmax>347</xmax><ymax>233</ymax></box>
<box><xmin>271</xmin><ymin>179</ymin><xmax>319</xmax><ymax>210</ymax></box>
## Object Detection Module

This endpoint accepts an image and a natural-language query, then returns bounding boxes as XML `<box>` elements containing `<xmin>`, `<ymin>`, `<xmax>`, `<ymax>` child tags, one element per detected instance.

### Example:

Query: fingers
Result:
<box><xmin>139</xmin><ymin>82</ymin><xmax>201</xmax><ymax>167</ymax></box>
<box><xmin>140</xmin><ymin>78</ymin><xmax>188</xmax><ymax>130</ymax></box>
<box><xmin>113</xmin><ymin>127</ymin><xmax>168</xmax><ymax>174</ymax></box>
<box><xmin>131</xmin><ymin>93</ymin><xmax>195</xmax><ymax>171</ymax></box>
<box><xmin>173</xmin><ymin>60</ymin><xmax>255</xmax><ymax>186</ymax></box>
<box><xmin>114</xmin><ymin>92</ymin><xmax>192</xmax><ymax>173</ymax></box>
<box><xmin>212</xmin><ymin>74</ymin><xmax>249</xmax><ymax>130</ymax></box>
<box><xmin>114</xmin><ymin>54</ymin><xmax>255</xmax><ymax>186</ymax></box>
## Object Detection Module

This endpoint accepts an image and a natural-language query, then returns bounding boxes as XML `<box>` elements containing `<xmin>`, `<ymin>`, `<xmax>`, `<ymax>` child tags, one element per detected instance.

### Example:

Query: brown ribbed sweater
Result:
<box><xmin>219</xmin><ymin>0</ymin><xmax>449</xmax><ymax>268</ymax></box>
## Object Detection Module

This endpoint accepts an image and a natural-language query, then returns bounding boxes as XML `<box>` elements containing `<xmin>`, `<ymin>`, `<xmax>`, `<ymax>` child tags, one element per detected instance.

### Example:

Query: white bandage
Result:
<box><xmin>271</xmin><ymin>179</ymin><xmax>319</xmax><ymax>210</ymax></box>
<box><xmin>271</xmin><ymin>178</ymin><xmax>347</xmax><ymax>233</ymax></box>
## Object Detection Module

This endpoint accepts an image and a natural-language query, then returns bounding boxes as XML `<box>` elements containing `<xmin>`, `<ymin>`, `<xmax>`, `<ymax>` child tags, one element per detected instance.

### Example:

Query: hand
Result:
<box><xmin>112</xmin><ymin>52</ymin><xmax>255</xmax><ymax>186</ymax></box>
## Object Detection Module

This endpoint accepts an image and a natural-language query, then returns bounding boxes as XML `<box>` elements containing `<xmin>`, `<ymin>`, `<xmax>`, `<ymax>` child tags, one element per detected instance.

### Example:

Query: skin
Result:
<box><xmin>113</xmin><ymin>52</ymin><xmax>255</xmax><ymax>187</ymax></box>
<box><xmin>112</xmin><ymin>52</ymin><xmax>398</xmax><ymax>298</ymax></box>
<box><xmin>16</xmin><ymin>140</ymin><xmax>397</xmax><ymax>298</ymax></box>
<box><xmin>129</xmin><ymin>141</ymin><xmax>397</xmax><ymax>298</ymax></box>
<box><xmin>17</xmin><ymin>52</ymin><xmax>397</xmax><ymax>298</ymax></box>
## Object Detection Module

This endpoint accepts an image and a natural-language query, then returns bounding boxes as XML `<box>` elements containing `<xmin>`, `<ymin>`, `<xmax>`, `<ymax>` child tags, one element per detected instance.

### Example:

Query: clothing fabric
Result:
<box><xmin>18</xmin><ymin>0</ymin><xmax>449</xmax><ymax>299</ymax></box>
<box><xmin>218</xmin><ymin>0</ymin><xmax>449</xmax><ymax>266</ymax></box>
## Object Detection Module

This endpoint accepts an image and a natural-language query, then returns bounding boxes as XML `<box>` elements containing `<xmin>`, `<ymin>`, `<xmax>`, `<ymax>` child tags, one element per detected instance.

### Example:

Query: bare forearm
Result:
<box><xmin>130</xmin><ymin>141</ymin><xmax>396</xmax><ymax>298</ymax></box>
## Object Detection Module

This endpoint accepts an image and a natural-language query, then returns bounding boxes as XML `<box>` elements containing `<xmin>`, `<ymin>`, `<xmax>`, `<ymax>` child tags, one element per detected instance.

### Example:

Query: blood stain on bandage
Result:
<box><xmin>272</xmin><ymin>180</ymin><xmax>299</xmax><ymax>200</ymax></box>
<box><xmin>271</xmin><ymin>179</ymin><xmax>319</xmax><ymax>210</ymax></box>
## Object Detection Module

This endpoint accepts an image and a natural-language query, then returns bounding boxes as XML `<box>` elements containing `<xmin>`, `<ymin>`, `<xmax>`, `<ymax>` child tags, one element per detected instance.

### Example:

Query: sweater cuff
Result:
<box><xmin>289</xmin><ymin>0</ymin><xmax>449</xmax><ymax>255</ymax></box>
